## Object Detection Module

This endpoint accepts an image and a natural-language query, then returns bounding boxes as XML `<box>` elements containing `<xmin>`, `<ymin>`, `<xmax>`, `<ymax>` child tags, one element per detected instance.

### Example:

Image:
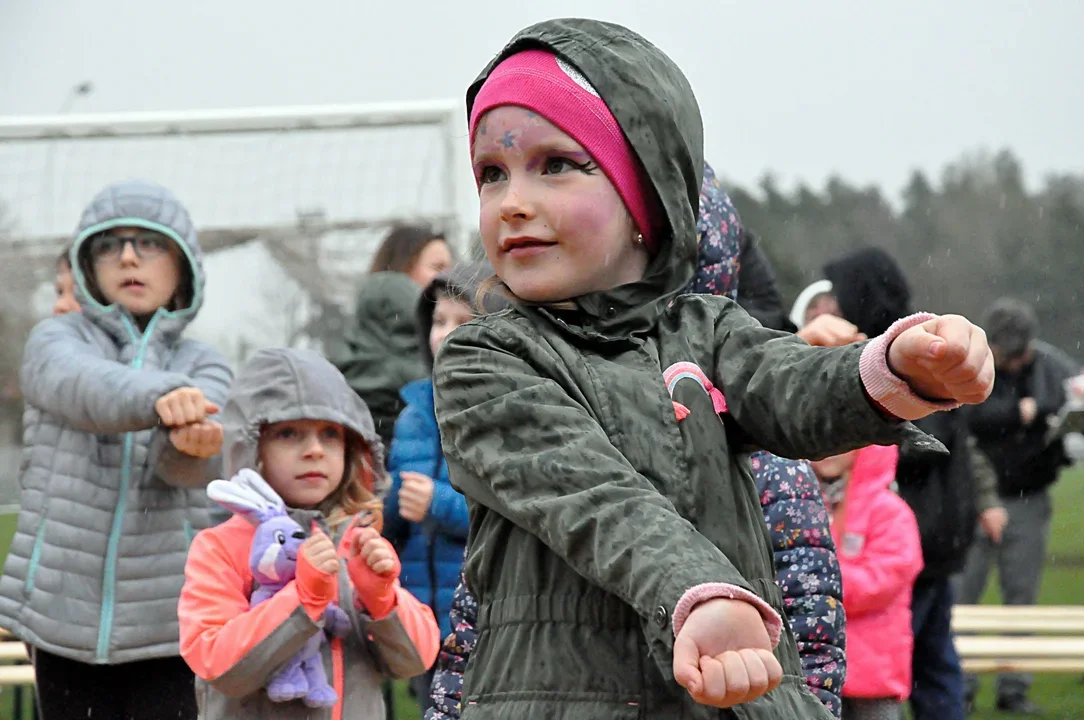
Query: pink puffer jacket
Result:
<box><xmin>833</xmin><ymin>445</ymin><xmax>923</xmax><ymax>701</ymax></box>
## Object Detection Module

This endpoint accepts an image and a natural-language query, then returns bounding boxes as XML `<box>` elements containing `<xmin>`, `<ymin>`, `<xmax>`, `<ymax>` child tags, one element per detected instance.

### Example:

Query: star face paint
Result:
<box><xmin>472</xmin><ymin>106</ymin><xmax>649</xmax><ymax>303</ymax></box>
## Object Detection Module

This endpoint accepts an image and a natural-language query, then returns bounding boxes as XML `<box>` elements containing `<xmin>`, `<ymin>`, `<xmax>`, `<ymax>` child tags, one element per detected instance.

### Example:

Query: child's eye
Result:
<box><xmin>320</xmin><ymin>427</ymin><xmax>343</xmax><ymax>442</ymax></box>
<box><xmin>543</xmin><ymin>157</ymin><xmax>576</xmax><ymax>175</ymax></box>
<box><xmin>542</xmin><ymin>156</ymin><xmax>595</xmax><ymax>176</ymax></box>
<box><xmin>477</xmin><ymin>165</ymin><xmax>505</xmax><ymax>185</ymax></box>
<box><xmin>275</xmin><ymin>427</ymin><xmax>297</xmax><ymax>440</ymax></box>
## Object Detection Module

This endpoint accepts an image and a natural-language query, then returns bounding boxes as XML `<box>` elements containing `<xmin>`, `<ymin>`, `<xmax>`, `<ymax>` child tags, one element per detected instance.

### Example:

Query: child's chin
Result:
<box><xmin>284</xmin><ymin>486</ymin><xmax>326</xmax><ymax>509</ymax></box>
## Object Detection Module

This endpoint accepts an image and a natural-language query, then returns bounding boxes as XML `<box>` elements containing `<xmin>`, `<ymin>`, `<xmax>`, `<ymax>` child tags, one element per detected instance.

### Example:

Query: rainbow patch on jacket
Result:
<box><xmin>662</xmin><ymin>362</ymin><xmax>728</xmax><ymax>421</ymax></box>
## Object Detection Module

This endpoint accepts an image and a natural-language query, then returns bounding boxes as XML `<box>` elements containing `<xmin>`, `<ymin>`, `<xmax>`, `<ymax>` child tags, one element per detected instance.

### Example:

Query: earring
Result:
<box><xmin>635</xmin><ymin>233</ymin><xmax>644</xmax><ymax>245</ymax></box>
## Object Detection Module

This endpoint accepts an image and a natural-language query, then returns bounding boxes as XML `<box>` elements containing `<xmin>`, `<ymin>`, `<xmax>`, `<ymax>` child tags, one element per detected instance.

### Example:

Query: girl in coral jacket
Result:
<box><xmin>179</xmin><ymin>347</ymin><xmax>440</xmax><ymax>720</ymax></box>
<box><xmin>812</xmin><ymin>445</ymin><xmax>924</xmax><ymax>720</ymax></box>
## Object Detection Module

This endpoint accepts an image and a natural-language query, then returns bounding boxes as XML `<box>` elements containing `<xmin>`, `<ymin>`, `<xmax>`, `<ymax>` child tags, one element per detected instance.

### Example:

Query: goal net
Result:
<box><xmin>0</xmin><ymin>101</ymin><xmax>473</xmax><ymax>507</ymax></box>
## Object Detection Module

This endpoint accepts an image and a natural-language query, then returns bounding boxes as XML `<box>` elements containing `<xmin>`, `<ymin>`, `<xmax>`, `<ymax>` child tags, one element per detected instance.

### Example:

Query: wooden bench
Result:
<box><xmin>0</xmin><ymin>606</ymin><xmax>1081</xmax><ymax>686</ymax></box>
<box><xmin>0</xmin><ymin>627</ymin><xmax>33</xmax><ymax>687</ymax></box>
<box><xmin>953</xmin><ymin>605</ymin><xmax>1084</xmax><ymax>673</ymax></box>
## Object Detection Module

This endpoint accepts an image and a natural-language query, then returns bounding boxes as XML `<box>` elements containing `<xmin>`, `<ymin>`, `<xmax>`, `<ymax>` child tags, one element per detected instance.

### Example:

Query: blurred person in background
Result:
<box><xmin>811</xmin><ymin>444</ymin><xmax>923</xmax><ymax>720</ymax></box>
<box><xmin>383</xmin><ymin>261</ymin><xmax>494</xmax><ymax>714</ymax></box>
<box><xmin>334</xmin><ymin>224</ymin><xmax>455</xmax><ymax>451</ymax></box>
<box><xmin>369</xmin><ymin>224</ymin><xmax>454</xmax><ymax>290</ymax></box>
<box><xmin>52</xmin><ymin>245</ymin><xmax>80</xmax><ymax>316</ymax></box>
<box><xmin>958</xmin><ymin>297</ymin><xmax>1081</xmax><ymax>716</ymax></box>
<box><xmin>0</xmin><ymin>180</ymin><xmax>232</xmax><ymax>720</ymax></box>
<box><xmin>816</xmin><ymin>246</ymin><xmax>1004</xmax><ymax>720</ymax></box>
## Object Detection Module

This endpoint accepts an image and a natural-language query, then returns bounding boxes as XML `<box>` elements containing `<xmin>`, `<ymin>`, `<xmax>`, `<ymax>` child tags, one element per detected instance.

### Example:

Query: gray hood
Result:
<box><xmin>70</xmin><ymin>179</ymin><xmax>206</xmax><ymax>344</ymax></box>
<box><xmin>221</xmin><ymin>348</ymin><xmax>389</xmax><ymax>499</ymax></box>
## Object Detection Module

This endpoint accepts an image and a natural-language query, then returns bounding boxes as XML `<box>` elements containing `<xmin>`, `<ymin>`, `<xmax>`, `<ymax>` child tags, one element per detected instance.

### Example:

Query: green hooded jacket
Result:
<box><xmin>434</xmin><ymin>18</ymin><xmax>939</xmax><ymax>720</ymax></box>
<box><xmin>333</xmin><ymin>272</ymin><xmax>427</xmax><ymax>452</ymax></box>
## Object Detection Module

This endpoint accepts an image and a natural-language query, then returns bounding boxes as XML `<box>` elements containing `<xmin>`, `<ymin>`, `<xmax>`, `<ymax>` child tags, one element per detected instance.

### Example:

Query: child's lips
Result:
<box><xmin>501</xmin><ymin>236</ymin><xmax>557</xmax><ymax>258</ymax></box>
<box><xmin>297</xmin><ymin>472</ymin><xmax>328</xmax><ymax>482</ymax></box>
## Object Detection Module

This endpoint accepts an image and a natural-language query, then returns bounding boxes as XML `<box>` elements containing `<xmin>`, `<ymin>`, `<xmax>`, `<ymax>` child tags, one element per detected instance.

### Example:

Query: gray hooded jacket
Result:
<box><xmin>0</xmin><ymin>180</ymin><xmax>233</xmax><ymax>664</ymax></box>
<box><xmin>184</xmin><ymin>348</ymin><xmax>426</xmax><ymax>720</ymax></box>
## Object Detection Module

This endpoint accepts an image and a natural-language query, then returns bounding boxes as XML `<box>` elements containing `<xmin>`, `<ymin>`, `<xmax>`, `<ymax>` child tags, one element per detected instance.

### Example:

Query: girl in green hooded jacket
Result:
<box><xmin>433</xmin><ymin>18</ymin><xmax>994</xmax><ymax>720</ymax></box>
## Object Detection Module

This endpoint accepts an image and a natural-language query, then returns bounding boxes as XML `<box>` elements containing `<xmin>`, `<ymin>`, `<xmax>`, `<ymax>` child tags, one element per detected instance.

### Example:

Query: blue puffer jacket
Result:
<box><xmin>383</xmin><ymin>377</ymin><xmax>468</xmax><ymax>639</ymax></box>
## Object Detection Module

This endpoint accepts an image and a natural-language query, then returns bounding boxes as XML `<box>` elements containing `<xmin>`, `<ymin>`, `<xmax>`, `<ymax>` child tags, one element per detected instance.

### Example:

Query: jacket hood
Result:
<box><xmin>416</xmin><ymin>260</ymin><xmax>506</xmax><ymax>368</ymax></box>
<box><xmin>846</xmin><ymin>445</ymin><xmax>900</xmax><ymax>498</ymax></box>
<box><xmin>467</xmin><ymin>18</ymin><xmax>704</xmax><ymax>338</ymax></box>
<box><xmin>685</xmin><ymin>162</ymin><xmax>742</xmax><ymax>299</ymax></box>
<box><xmin>839</xmin><ymin>444</ymin><xmax>901</xmax><ymax>556</ymax></box>
<box><xmin>342</xmin><ymin>272</ymin><xmax>423</xmax><ymax>365</ymax></box>
<box><xmin>789</xmin><ymin>280</ymin><xmax>835</xmax><ymax>330</ymax></box>
<box><xmin>823</xmin><ymin>247</ymin><xmax>911</xmax><ymax>338</ymax></box>
<box><xmin>70</xmin><ymin>179</ymin><xmax>206</xmax><ymax>343</ymax></box>
<box><xmin>221</xmin><ymin>347</ymin><xmax>389</xmax><ymax>499</ymax></box>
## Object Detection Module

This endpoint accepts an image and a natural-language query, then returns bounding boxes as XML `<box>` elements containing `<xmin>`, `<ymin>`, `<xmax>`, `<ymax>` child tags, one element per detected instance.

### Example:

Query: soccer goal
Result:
<box><xmin>0</xmin><ymin>101</ymin><xmax>473</xmax><ymax>509</ymax></box>
<box><xmin>0</xmin><ymin>100</ymin><xmax>473</xmax><ymax>313</ymax></box>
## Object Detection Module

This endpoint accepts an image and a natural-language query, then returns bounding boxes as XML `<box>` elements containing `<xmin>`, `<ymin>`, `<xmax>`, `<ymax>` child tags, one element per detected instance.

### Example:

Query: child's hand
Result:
<box><xmin>348</xmin><ymin>527</ymin><xmax>400</xmax><ymax>578</ymax></box>
<box><xmin>886</xmin><ymin>315</ymin><xmax>994</xmax><ymax>405</ymax></box>
<box><xmin>156</xmin><ymin>387</ymin><xmax>219</xmax><ymax>427</ymax></box>
<box><xmin>345</xmin><ymin>526</ymin><xmax>400</xmax><ymax>619</ymax></box>
<box><xmin>979</xmin><ymin>506</ymin><xmax>1009</xmax><ymax>544</ymax></box>
<box><xmin>398</xmin><ymin>472</ymin><xmax>435</xmax><ymax>523</ymax></box>
<box><xmin>169</xmin><ymin>420</ymin><xmax>223</xmax><ymax>458</ymax></box>
<box><xmin>672</xmin><ymin>599</ymin><xmax>783</xmax><ymax>708</ymax></box>
<box><xmin>295</xmin><ymin>529</ymin><xmax>340</xmax><ymax>614</ymax></box>
<box><xmin>797</xmin><ymin>314</ymin><xmax>867</xmax><ymax>348</ymax></box>
<box><xmin>300</xmin><ymin>530</ymin><xmax>340</xmax><ymax>576</ymax></box>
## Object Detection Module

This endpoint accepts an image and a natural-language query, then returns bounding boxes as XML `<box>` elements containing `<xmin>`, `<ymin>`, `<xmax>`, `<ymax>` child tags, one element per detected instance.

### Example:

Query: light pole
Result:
<box><xmin>43</xmin><ymin>81</ymin><xmax>93</xmax><ymax>227</ymax></box>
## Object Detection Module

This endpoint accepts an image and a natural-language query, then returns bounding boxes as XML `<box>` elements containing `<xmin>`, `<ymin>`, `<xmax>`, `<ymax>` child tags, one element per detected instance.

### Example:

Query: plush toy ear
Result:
<box><xmin>207</xmin><ymin>468</ymin><xmax>287</xmax><ymax>525</ymax></box>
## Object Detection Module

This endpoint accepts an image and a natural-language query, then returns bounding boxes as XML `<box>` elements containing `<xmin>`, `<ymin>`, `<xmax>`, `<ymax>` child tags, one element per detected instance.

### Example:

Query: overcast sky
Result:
<box><xmin>4</xmin><ymin>0</ymin><xmax>1081</xmax><ymax>193</ymax></box>
<box><xmin>2</xmin><ymin>0</ymin><xmax>1081</xmax><ymax>350</ymax></box>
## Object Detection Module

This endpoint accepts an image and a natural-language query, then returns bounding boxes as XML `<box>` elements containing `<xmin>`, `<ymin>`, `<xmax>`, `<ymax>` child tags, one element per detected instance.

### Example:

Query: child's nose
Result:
<box><xmin>302</xmin><ymin>435</ymin><xmax>326</xmax><ymax>457</ymax></box>
<box><xmin>499</xmin><ymin>179</ymin><xmax>534</xmax><ymax>222</ymax></box>
<box><xmin>118</xmin><ymin>241</ymin><xmax>140</xmax><ymax>265</ymax></box>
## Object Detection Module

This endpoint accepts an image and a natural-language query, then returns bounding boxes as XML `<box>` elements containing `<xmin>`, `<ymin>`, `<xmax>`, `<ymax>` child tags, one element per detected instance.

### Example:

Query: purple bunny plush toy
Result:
<box><xmin>207</xmin><ymin>468</ymin><xmax>353</xmax><ymax>708</ymax></box>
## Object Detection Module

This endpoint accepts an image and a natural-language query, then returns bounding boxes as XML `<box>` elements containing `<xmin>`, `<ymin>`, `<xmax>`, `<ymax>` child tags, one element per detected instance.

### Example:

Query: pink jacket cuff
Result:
<box><xmin>672</xmin><ymin>583</ymin><xmax>783</xmax><ymax>648</ymax></box>
<box><xmin>859</xmin><ymin>313</ymin><xmax>961</xmax><ymax>421</ymax></box>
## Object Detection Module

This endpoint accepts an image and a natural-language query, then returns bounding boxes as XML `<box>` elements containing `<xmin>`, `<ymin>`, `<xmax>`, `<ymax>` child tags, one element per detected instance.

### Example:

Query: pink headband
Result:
<box><xmin>469</xmin><ymin>49</ymin><xmax>659</xmax><ymax>251</ymax></box>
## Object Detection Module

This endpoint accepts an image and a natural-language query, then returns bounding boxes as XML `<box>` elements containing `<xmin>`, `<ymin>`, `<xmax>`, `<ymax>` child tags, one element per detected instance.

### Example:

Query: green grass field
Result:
<box><xmin>1</xmin><ymin>470</ymin><xmax>1081</xmax><ymax>720</ymax></box>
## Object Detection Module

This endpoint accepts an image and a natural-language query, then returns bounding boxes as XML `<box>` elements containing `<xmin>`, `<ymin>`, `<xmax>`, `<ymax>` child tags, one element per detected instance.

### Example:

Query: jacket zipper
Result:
<box><xmin>96</xmin><ymin>313</ymin><xmax>161</xmax><ymax>662</ymax></box>
<box><xmin>24</xmin><ymin>511</ymin><xmax>49</xmax><ymax>593</ymax></box>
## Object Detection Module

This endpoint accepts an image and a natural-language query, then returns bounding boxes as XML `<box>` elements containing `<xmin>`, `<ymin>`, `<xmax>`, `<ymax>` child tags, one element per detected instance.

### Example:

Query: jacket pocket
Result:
<box><xmin>24</xmin><ymin>509</ymin><xmax>49</xmax><ymax>594</ymax></box>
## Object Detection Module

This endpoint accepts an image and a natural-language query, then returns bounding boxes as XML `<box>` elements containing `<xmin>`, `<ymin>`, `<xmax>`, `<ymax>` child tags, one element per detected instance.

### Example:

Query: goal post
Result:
<box><xmin>0</xmin><ymin>99</ymin><xmax>474</xmax><ymax>310</ymax></box>
<box><xmin>0</xmin><ymin>100</ymin><xmax>475</xmax><ymax>509</ymax></box>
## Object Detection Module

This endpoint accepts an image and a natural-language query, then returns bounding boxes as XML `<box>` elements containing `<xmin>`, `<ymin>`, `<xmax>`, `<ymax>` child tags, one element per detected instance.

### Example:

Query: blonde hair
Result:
<box><xmin>319</xmin><ymin>435</ymin><xmax>383</xmax><ymax>531</ymax></box>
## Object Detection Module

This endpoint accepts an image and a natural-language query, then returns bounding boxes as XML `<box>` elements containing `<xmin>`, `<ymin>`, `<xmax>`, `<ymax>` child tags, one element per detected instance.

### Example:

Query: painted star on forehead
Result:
<box><xmin>500</xmin><ymin>130</ymin><xmax>517</xmax><ymax>148</ymax></box>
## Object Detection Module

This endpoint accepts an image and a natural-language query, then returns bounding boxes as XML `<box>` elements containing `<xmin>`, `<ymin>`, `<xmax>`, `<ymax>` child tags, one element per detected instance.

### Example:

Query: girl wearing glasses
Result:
<box><xmin>0</xmin><ymin>180</ymin><xmax>232</xmax><ymax>720</ymax></box>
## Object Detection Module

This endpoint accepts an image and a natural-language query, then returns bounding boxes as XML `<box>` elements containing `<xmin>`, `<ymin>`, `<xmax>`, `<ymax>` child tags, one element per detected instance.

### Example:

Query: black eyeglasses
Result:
<box><xmin>88</xmin><ymin>232</ymin><xmax>172</xmax><ymax>265</ymax></box>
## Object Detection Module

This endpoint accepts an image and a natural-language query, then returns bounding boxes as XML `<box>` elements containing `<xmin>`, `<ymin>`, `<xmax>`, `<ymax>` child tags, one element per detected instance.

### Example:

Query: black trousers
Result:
<box><xmin>32</xmin><ymin>648</ymin><xmax>197</xmax><ymax>720</ymax></box>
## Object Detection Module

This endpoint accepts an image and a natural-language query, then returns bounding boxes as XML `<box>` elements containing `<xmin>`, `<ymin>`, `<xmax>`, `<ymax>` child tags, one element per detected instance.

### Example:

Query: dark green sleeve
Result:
<box><xmin>968</xmin><ymin>435</ymin><xmax>1002</xmax><ymax>512</ymax></box>
<box><xmin>433</xmin><ymin>321</ymin><xmax>754</xmax><ymax>650</ymax></box>
<box><xmin>712</xmin><ymin>299</ymin><xmax>937</xmax><ymax>459</ymax></box>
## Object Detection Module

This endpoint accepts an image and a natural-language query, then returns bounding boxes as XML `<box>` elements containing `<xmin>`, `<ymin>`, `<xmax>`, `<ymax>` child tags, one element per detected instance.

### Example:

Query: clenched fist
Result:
<box><xmin>346</xmin><ymin>526</ymin><xmax>400</xmax><ymax>619</ymax></box>
<box><xmin>887</xmin><ymin>315</ymin><xmax>994</xmax><ymax>405</ymax></box>
<box><xmin>797</xmin><ymin>314</ymin><xmax>867</xmax><ymax>348</ymax></box>
<box><xmin>673</xmin><ymin>598</ymin><xmax>783</xmax><ymax>708</ymax></box>
<box><xmin>300</xmin><ymin>530</ymin><xmax>340</xmax><ymax>576</ymax></box>
<box><xmin>170</xmin><ymin>420</ymin><xmax>223</xmax><ymax>458</ymax></box>
<box><xmin>156</xmin><ymin>387</ymin><xmax>219</xmax><ymax>427</ymax></box>
<box><xmin>398</xmin><ymin>472</ymin><xmax>435</xmax><ymax>523</ymax></box>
